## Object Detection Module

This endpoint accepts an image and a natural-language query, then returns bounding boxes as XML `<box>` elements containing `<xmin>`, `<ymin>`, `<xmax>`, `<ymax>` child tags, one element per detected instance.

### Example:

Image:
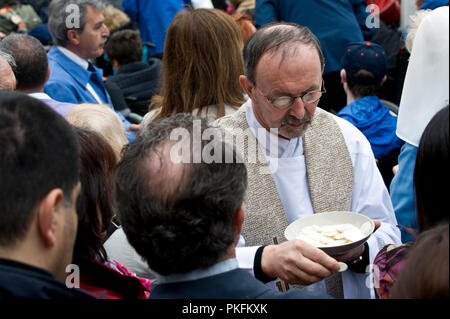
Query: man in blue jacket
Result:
<box><xmin>45</xmin><ymin>0</ymin><xmax>135</xmax><ymax>141</ymax></box>
<box><xmin>122</xmin><ymin>0</ymin><xmax>189</xmax><ymax>57</ymax></box>
<box><xmin>255</xmin><ymin>0</ymin><xmax>375</xmax><ymax>113</ymax></box>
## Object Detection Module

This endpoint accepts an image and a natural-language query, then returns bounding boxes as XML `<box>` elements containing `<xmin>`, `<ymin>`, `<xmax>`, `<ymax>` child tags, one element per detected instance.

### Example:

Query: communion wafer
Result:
<box><xmin>296</xmin><ymin>223</ymin><xmax>365</xmax><ymax>247</ymax></box>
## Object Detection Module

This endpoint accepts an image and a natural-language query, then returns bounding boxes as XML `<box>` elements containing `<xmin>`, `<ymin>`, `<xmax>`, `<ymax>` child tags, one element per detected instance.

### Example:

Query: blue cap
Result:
<box><xmin>341</xmin><ymin>42</ymin><xmax>388</xmax><ymax>85</ymax></box>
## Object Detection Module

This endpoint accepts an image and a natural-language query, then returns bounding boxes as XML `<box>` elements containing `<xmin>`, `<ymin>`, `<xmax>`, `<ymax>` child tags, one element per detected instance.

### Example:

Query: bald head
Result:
<box><xmin>0</xmin><ymin>52</ymin><xmax>16</xmax><ymax>91</ymax></box>
<box><xmin>242</xmin><ymin>22</ymin><xmax>324</xmax><ymax>85</ymax></box>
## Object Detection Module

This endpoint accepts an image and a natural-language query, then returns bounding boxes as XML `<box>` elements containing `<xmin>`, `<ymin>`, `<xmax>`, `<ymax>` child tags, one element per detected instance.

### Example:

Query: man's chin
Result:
<box><xmin>280</xmin><ymin>123</ymin><xmax>310</xmax><ymax>139</ymax></box>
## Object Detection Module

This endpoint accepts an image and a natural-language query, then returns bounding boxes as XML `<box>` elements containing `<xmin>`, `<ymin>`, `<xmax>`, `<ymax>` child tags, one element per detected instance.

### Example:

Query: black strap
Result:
<box><xmin>103</xmin><ymin>216</ymin><xmax>121</xmax><ymax>242</ymax></box>
<box><xmin>254</xmin><ymin>245</ymin><xmax>277</xmax><ymax>284</ymax></box>
<box><xmin>347</xmin><ymin>242</ymin><xmax>370</xmax><ymax>273</ymax></box>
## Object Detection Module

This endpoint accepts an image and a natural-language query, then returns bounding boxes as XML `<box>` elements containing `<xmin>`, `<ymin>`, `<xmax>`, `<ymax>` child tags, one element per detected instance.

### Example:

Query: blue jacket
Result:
<box><xmin>150</xmin><ymin>268</ymin><xmax>331</xmax><ymax>299</ymax></box>
<box><xmin>255</xmin><ymin>0</ymin><xmax>368</xmax><ymax>74</ymax></box>
<box><xmin>45</xmin><ymin>46</ymin><xmax>136</xmax><ymax>142</ymax></box>
<box><xmin>45</xmin><ymin>46</ymin><xmax>112</xmax><ymax>105</ymax></box>
<box><xmin>0</xmin><ymin>258</ymin><xmax>94</xmax><ymax>299</ymax></box>
<box><xmin>337</xmin><ymin>96</ymin><xmax>404</xmax><ymax>159</ymax></box>
<box><xmin>389</xmin><ymin>143</ymin><xmax>418</xmax><ymax>243</ymax></box>
<box><xmin>122</xmin><ymin>0</ymin><xmax>187</xmax><ymax>57</ymax></box>
<box><xmin>421</xmin><ymin>0</ymin><xmax>448</xmax><ymax>10</ymax></box>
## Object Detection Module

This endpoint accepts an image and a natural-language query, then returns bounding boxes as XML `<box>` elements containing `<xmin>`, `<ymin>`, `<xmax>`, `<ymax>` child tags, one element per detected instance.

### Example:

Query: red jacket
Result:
<box><xmin>76</xmin><ymin>257</ymin><xmax>151</xmax><ymax>299</ymax></box>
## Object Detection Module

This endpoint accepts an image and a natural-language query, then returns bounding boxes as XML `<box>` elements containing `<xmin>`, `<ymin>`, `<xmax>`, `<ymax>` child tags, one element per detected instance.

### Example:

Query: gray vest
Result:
<box><xmin>217</xmin><ymin>105</ymin><xmax>353</xmax><ymax>298</ymax></box>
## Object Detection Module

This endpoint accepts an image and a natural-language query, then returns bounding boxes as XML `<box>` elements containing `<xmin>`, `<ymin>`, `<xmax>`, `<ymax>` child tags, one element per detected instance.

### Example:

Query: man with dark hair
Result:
<box><xmin>0</xmin><ymin>50</ymin><xmax>16</xmax><ymax>91</ymax></box>
<box><xmin>0</xmin><ymin>91</ymin><xmax>92</xmax><ymax>298</ymax></box>
<box><xmin>337</xmin><ymin>42</ymin><xmax>404</xmax><ymax>186</ymax></box>
<box><xmin>114</xmin><ymin>113</ymin><xmax>329</xmax><ymax>299</ymax></box>
<box><xmin>0</xmin><ymin>33</ymin><xmax>75</xmax><ymax>115</ymax></box>
<box><xmin>45</xmin><ymin>0</ymin><xmax>136</xmax><ymax>141</ymax></box>
<box><xmin>104</xmin><ymin>29</ymin><xmax>162</xmax><ymax>116</ymax></box>
<box><xmin>217</xmin><ymin>23</ymin><xmax>400</xmax><ymax>299</ymax></box>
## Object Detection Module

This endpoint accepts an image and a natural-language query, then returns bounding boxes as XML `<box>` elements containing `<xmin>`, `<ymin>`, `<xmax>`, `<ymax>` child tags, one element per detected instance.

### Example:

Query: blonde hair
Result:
<box><xmin>65</xmin><ymin>104</ymin><xmax>127</xmax><ymax>161</ymax></box>
<box><xmin>103</xmin><ymin>4</ymin><xmax>130</xmax><ymax>33</ymax></box>
<box><xmin>405</xmin><ymin>10</ymin><xmax>431</xmax><ymax>53</ymax></box>
<box><xmin>150</xmin><ymin>8</ymin><xmax>246</xmax><ymax>120</ymax></box>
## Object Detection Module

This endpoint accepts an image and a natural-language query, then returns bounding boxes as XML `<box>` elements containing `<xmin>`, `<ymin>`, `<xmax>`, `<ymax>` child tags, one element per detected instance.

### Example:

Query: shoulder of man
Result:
<box><xmin>214</xmin><ymin>104</ymin><xmax>247</xmax><ymax>130</ymax></box>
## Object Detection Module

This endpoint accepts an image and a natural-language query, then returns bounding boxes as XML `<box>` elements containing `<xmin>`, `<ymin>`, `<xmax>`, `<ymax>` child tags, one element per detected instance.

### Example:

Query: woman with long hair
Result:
<box><xmin>141</xmin><ymin>8</ymin><xmax>246</xmax><ymax>127</ymax></box>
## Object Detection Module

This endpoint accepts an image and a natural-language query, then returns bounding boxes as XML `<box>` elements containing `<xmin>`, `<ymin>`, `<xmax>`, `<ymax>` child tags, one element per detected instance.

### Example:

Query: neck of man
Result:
<box><xmin>64</xmin><ymin>44</ymin><xmax>89</xmax><ymax>62</ymax></box>
<box><xmin>20</xmin><ymin>86</ymin><xmax>45</xmax><ymax>94</ymax></box>
<box><xmin>345</xmin><ymin>88</ymin><xmax>360</xmax><ymax>105</ymax></box>
<box><xmin>216</xmin><ymin>245</ymin><xmax>237</xmax><ymax>263</ymax></box>
<box><xmin>0</xmin><ymin>239</ymin><xmax>59</xmax><ymax>280</ymax></box>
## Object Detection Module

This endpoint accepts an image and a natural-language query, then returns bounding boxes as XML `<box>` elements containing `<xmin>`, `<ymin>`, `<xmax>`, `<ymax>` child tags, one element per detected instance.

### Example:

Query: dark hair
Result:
<box><xmin>104</xmin><ymin>29</ymin><xmax>142</xmax><ymax>66</ymax></box>
<box><xmin>115</xmin><ymin>113</ymin><xmax>248</xmax><ymax>275</ymax></box>
<box><xmin>0</xmin><ymin>34</ymin><xmax>48</xmax><ymax>91</ymax></box>
<box><xmin>0</xmin><ymin>91</ymin><xmax>80</xmax><ymax>246</ymax></box>
<box><xmin>72</xmin><ymin>127</ymin><xmax>117</xmax><ymax>263</ymax></box>
<box><xmin>414</xmin><ymin>105</ymin><xmax>449</xmax><ymax>232</ymax></box>
<box><xmin>243</xmin><ymin>22</ymin><xmax>325</xmax><ymax>85</ymax></box>
<box><xmin>389</xmin><ymin>223</ymin><xmax>449</xmax><ymax>299</ymax></box>
<box><xmin>0</xmin><ymin>0</ymin><xmax>19</xmax><ymax>6</ymax></box>
<box><xmin>347</xmin><ymin>70</ymin><xmax>383</xmax><ymax>98</ymax></box>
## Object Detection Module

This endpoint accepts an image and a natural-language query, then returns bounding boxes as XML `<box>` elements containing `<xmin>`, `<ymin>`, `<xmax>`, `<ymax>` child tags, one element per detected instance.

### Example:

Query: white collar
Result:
<box><xmin>57</xmin><ymin>46</ymin><xmax>89</xmax><ymax>70</ymax></box>
<box><xmin>28</xmin><ymin>92</ymin><xmax>52</xmax><ymax>100</ymax></box>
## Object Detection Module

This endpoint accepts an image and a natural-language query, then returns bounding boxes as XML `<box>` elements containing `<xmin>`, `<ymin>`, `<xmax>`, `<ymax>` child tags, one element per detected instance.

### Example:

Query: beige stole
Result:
<box><xmin>217</xmin><ymin>105</ymin><xmax>353</xmax><ymax>298</ymax></box>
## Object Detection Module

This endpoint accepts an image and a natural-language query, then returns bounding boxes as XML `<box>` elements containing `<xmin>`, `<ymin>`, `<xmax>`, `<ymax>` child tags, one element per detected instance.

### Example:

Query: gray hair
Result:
<box><xmin>48</xmin><ymin>0</ymin><xmax>107</xmax><ymax>47</ymax></box>
<box><xmin>243</xmin><ymin>22</ymin><xmax>325</xmax><ymax>84</ymax></box>
<box><xmin>0</xmin><ymin>50</ymin><xmax>16</xmax><ymax>70</ymax></box>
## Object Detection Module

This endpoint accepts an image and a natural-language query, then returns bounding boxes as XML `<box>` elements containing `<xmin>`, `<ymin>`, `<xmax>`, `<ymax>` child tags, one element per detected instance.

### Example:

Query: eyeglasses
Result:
<box><xmin>254</xmin><ymin>83</ymin><xmax>326</xmax><ymax>109</ymax></box>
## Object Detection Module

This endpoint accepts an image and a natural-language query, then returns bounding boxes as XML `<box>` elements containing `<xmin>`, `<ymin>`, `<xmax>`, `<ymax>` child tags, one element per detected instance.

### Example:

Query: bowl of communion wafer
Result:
<box><xmin>284</xmin><ymin>211</ymin><xmax>375</xmax><ymax>256</ymax></box>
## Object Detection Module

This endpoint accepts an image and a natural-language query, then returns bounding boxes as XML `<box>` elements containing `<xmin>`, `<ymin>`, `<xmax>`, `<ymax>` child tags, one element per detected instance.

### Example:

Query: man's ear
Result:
<box><xmin>239</xmin><ymin>75</ymin><xmax>255</xmax><ymax>100</ymax></box>
<box><xmin>45</xmin><ymin>66</ymin><xmax>50</xmax><ymax>84</ymax></box>
<box><xmin>340</xmin><ymin>69</ymin><xmax>347</xmax><ymax>84</ymax></box>
<box><xmin>67</xmin><ymin>29</ymin><xmax>80</xmax><ymax>46</ymax></box>
<box><xmin>380</xmin><ymin>75</ymin><xmax>387</xmax><ymax>86</ymax></box>
<box><xmin>233</xmin><ymin>203</ymin><xmax>245</xmax><ymax>237</ymax></box>
<box><xmin>37</xmin><ymin>189</ymin><xmax>64</xmax><ymax>247</ymax></box>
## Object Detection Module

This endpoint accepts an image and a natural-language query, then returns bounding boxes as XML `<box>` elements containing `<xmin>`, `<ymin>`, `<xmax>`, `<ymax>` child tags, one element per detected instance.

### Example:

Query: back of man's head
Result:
<box><xmin>104</xmin><ymin>29</ymin><xmax>142</xmax><ymax>67</ymax></box>
<box><xmin>0</xmin><ymin>91</ymin><xmax>80</xmax><ymax>248</ymax></box>
<box><xmin>115</xmin><ymin>113</ymin><xmax>248</xmax><ymax>275</ymax></box>
<box><xmin>0</xmin><ymin>34</ymin><xmax>48</xmax><ymax>91</ymax></box>
<box><xmin>341</xmin><ymin>42</ymin><xmax>388</xmax><ymax>98</ymax></box>
<box><xmin>0</xmin><ymin>51</ymin><xmax>16</xmax><ymax>91</ymax></box>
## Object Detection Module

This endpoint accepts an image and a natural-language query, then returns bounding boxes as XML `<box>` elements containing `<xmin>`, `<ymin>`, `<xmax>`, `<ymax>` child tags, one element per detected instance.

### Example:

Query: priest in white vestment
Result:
<box><xmin>216</xmin><ymin>22</ymin><xmax>401</xmax><ymax>299</ymax></box>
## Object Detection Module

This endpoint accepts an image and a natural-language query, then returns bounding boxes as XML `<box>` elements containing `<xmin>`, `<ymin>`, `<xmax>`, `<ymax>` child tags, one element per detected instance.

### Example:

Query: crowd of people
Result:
<box><xmin>0</xmin><ymin>0</ymin><xmax>448</xmax><ymax>300</ymax></box>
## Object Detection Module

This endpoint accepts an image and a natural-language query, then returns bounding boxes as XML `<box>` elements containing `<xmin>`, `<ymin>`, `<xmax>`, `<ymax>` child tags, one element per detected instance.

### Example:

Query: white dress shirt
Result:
<box><xmin>236</xmin><ymin>99</ymin><xmax>402</xmax><ymax>299</ymax></box>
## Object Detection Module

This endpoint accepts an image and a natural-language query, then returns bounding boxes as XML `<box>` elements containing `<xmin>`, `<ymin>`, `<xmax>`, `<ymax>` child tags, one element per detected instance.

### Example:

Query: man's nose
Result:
<box><xmin>289</xmin><ymin>97</ymin><xmax>306</xmax><ymax>119</ymax></box>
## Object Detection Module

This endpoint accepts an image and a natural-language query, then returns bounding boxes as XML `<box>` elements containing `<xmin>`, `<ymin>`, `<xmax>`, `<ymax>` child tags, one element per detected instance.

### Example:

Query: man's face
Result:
<box><xmin>74</xmin><ymin>5</ymin><xmax>110</xmax><ymax>60</ymax></box>
<box><xmin>0</xmin><ymin>59</ymin><xmax>16</xmax><ymax>91</ymax></box>
<box><xmin>247</xmin><ymin>45</ymin><xmax>323</xmax><ymax>139</ymax></box>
